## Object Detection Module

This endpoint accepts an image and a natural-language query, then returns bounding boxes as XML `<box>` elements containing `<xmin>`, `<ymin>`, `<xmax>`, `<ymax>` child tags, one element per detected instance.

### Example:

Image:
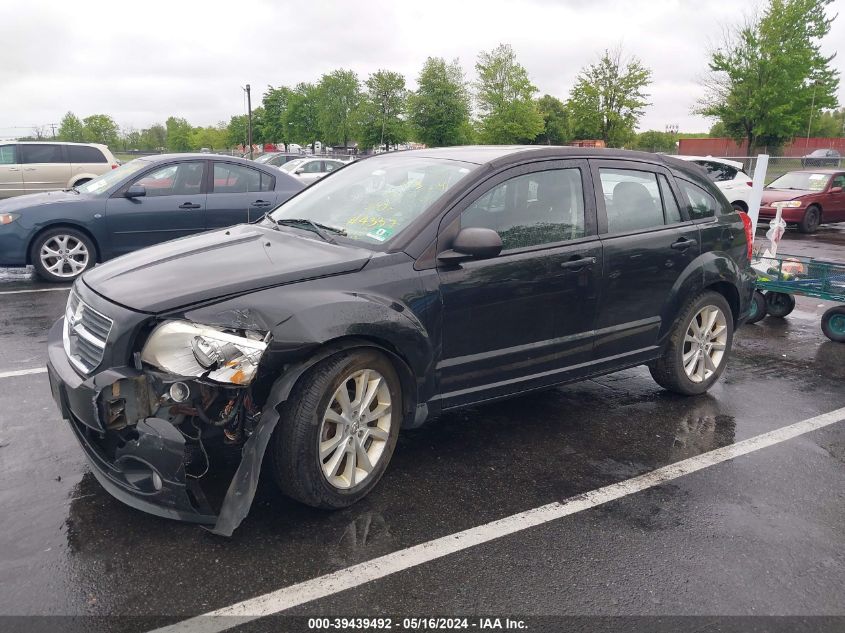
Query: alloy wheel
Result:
<box><xmin>682</xmin><ymin>305</ymin><xmax>728</xmax><ymax>383</ymax></box>
<box><xmin>318</xmin><ymin>368</ymin><xmax>392</xmax><ymax>489</ymax></box>
<box><xmin>39</xmin><ymin>234</ymin><xmax>89</xmax><ymax>278</ymax></box>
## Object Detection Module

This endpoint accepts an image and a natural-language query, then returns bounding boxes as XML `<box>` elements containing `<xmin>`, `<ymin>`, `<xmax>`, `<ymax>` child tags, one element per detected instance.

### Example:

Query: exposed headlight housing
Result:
<box><xmin>141</xmin><ymin>321</ymin><xmax>268</xmax><ymax>385</ymax></box>
<box><xmin>772</xmin><ymin>200</ymin><xmax>803</xmax><ymax>208</ymax></box>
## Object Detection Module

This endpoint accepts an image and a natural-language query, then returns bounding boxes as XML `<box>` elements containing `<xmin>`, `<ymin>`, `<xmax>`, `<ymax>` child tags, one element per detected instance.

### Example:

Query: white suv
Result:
<box><xmin>676</xmin><ymin>156</ymin><xmax>752</xmax><ymax>211</ymax></box>
<box><xmin>0</xmin><ymin>142</ymin><xmax>119</xmax><ymax>199</ymax></box>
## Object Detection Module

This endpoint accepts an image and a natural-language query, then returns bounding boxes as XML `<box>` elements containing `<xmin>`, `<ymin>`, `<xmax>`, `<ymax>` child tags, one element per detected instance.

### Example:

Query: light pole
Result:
<box><xmin>243</xmin><ymin>84</ymin><xmax>253</xmax><ymax>159</ymax></box>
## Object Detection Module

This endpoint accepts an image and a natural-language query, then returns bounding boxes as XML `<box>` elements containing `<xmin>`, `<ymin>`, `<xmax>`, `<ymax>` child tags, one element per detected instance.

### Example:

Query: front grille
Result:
<box><xmin>63</xmin><ymin>290</ymin><xmax>113</xmax><ymax>374</ymax></box>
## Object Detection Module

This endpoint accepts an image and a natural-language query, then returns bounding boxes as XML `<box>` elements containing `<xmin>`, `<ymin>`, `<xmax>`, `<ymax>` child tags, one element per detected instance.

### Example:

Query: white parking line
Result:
<box><xmin>0</xmin><ymin>367</ymin><xmax>47</xmax><ymax>379</ymax></box>
<box><xmin>0</xmin><ymin>287</ymin><xmax>70</xmax><ymax>296</ymax></box>
<box><xmin>149</xmin><ymin>406</ymin><xmax>845</xmax><ymax>633</ymax></box>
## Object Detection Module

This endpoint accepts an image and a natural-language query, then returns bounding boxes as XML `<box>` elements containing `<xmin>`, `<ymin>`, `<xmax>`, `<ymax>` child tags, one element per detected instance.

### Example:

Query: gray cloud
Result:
<box><xmin>0</xmin><ymin>0</ymin><xmax>842</xmax><ymax>138</ymax></box>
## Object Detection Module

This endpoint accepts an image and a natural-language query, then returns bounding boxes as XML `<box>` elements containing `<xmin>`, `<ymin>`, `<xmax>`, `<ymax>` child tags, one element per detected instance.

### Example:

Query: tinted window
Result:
<box><xmin>67</xmin><ymin>145</ymin><xmax>107</xmax><ymax>163</ymax></box>
<box><xmin>659</xmin><ymin>175</ymin><xmax>682</xmax><ymax>224</ymax></box>
<box><xmin>599</xmin><ymin>169</ymin><xmax>664</xmax><ymax>233</ymax></box>
<box><xmin>696</xmin><ymin>160</ymin><xmax>737</xmax><ymax>182</ymax></box>
<box><xmin>679</xmin><ymin>180</ymin><xmax>719</xmax><ymax>219</ymax></box>
<box><xmin>21</xmin><ymin>144</ymin><xmax>64</xmax><ymax>164</ymax></box>
<box><xmin>213</xmin><ymin>163</ymin><xmax>269</xmax><ymax>193</ymax></box>
<box><xmin>303</xmin><ymin>160</ymin><xmax>323</xmax><ymax>173</ymax></box>
<box><xmin>133</xmin><ymin>162</ymin><xmax>204</xmax><ymax>197</ymax></box>
<box><xmin>0</xmin><ymin>145</ymin><xmax>16</xmax><ymax>165</ymax></box>
<box><xmin>324</xmin><ymin>160</ymin><xmax>343</xmax><ymax>172</ymax></box>
<box><xmin>461</xmin><ymin>169</ymin><xmax>586</xmax><ymax>251</ymax></box>
<box><xmin>831</xmin><ymin>174</ymin><xmax>845</xmax><ymax>189</ymax></box>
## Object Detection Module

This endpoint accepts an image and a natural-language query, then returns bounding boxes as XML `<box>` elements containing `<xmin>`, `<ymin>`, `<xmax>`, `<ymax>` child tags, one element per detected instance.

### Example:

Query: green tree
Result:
<box><xmin>165</xmin><ymin>116</ymin><xmax>192</xmax><ymax>152</ymax></box>
<box><xmin>567</xmin><ymin>47</ymin><xmax>651</xmax><ymax>147</ymax></box>
<box><xmin>190</xmin><ymin>124</ymin><xmax>228</xmax><ymax>150</ymax></box>
<box><xmin>810</xmin><ymin>107</ymin><xmax>845</xmax><ymax>136</ymax></box>
<box><xmin>407</xmin><ymin>57</ymin><xmax>472</xmax><ymax>147</ymax></box>
<box><xmin>317</xmin><ymin>69</ymin><xmax>360</xmax><ymax>148</ymax></box>
<box><xmin>286</xmin><ymin>83</ymin><xmax>321</xmax><ymax>149</ymax></box>
<box><xmin>535</xmin><ymin>95</ymin><xmax>570</xmax><ymax>144</ymax></box>
<box><xmin>82</xmin><ymin>114</ymin><xmax>120</xmax><ymax>147</ymax></box>
<box><xmin>57</xmin><ymin>112</ymin><xmax>86</xmax><ymax>142</ymax></box>
<box><xmin>709</xmin><ymin>120</ymin><xmax>728</xmax><ymax>137</ymax></box>
<box><xmin>474</xmin><ymin>44</ymin><xmax>544</xmax><ymax>144</ymax></box>
<box><xmin>632</xmin><ymin>130</ymin><xmax>677</xmax><ymax>153</ymax></box>
<box><xmin>262</xmin><ymin>85</ymin><xmax>293</xmax><ymax>146</ymax></box>
<box><xmin>227</xmin><ymin>114</ymin><xmax>249</xmax><ymax>148</ymax></box>
<box><xmin>698</xmin><ymin>0</ymin><xmax>839</xmax><ymax>152</ymax></box>
<box><xmin>355</xmin><ymin>70</ymin><xmax>409</xmax><ymax>151</ymax></box>
<box><xmin>139</xmin><ymin>124</ymin><xmax>167</xmax><ymax>150</ymax></box>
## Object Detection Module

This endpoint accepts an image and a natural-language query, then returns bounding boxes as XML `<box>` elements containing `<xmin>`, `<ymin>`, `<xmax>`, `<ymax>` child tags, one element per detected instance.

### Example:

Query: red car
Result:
<box><xmin>759</xmin><ymin>169</ymin><xmax>845</xmax><ymax>233</ymax></box>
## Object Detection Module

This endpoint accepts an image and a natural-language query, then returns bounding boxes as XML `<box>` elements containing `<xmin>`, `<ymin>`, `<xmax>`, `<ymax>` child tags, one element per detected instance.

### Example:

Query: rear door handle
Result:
<box><xmin>559</xmin><ymin>256</ymin><xmax>597</xmax><ymax>270</ymax></box>
<box><xmin>178</xmin><ymin>202</ymin><xmax>202</xmax><ymax>209</ymax></box>
<box><xmin>671</xmin><ymin>238</ymin><xmax>697</xmax><ymax>251</ymax></box>
<box><xmin>23</xmin><ymin>167</ymin><xmax>36</xmax><ymax>171</ymax></box>
<box><xmin>251</xmin><ymin>200</ymin><xmax>272</xmax><ymax>207</ymax></box>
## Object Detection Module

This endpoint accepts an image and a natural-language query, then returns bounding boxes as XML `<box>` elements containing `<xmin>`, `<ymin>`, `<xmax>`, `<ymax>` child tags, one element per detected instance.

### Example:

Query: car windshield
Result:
<box><xmin>279</xmin><ymin>159</ymin><xmax>306</xmax><ymax>172</ymax></box>
<box><xmin>767</xmin><ymin>171</ymin><xmax>831</xmax><ymax>191</ymax></box>
<box><xmin>75</xmin><ymin>159</ymin><xmax>149</xmax><ymax>195</ymax></box>
<box><xmin>270</xmin><ymin>155</ymin><xmax>476</xmax><ymax>245</ymax></box>
<box><xmin>253</xmin><ymin>153</ymin><xmax>277</xmax><ymax>164</ymax></box>
<box><xmin>809</xmin><ymin>149</ymin><xmax>832</xmax><ymax>157</ymax></box>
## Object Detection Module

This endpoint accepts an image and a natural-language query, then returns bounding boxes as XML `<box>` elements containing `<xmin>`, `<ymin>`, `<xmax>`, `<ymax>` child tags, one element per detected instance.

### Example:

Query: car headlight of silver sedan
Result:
<box><xmin>141</xmin><ymin>321</ymin><xmax>269</xmax><ymax>385</ymax></box>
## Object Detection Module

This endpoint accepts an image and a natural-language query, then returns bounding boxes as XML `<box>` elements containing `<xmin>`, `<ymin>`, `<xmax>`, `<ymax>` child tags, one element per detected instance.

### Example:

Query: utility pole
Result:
<box><xmin>806</xmin><ymin>83</ymin><xmax>817</xmax><ymax>145</ymax></box>
<box><xmin>244</xmin><ymin>84</ymin><xmax>253</xmax><ymax>159</ymax></box>
<box><xmin>49</xmin><ymin>123</ymin><xmax>57</xmax><ymax>138</ymax></box>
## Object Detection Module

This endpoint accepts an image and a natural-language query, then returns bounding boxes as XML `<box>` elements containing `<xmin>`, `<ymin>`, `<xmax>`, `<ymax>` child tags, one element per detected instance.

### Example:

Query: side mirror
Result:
<box><xmin>438</xmin><ymin>227</ymin><xmax>503</xmax><ymax>263</ymax></box>
<box><xmin>295</xmin><ymin>168</ymin><xmax>305</xmax><ymax>175</ymax></box>
<box><xmin>830</xmin><ymin>186</ymin><xmax>843</xmax><ymax>194</ymax></box>
<box><xmin>125</xmin><ymin>185</ymin><xmax>146</xmax><ymax>198</ymax></box>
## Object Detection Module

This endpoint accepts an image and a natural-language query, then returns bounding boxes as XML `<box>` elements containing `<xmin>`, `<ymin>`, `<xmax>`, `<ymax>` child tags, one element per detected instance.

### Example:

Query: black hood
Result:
<box><xmin>81</xmin><ymin>224</ymin><xmax>373</xmax><ymax>313</ymax></box>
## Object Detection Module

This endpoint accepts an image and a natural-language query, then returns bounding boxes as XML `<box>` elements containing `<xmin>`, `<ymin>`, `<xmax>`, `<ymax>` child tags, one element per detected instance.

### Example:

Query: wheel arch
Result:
<box><xmin>27</xmin><ymin>222</ymin><xmax>101</xmax><ymax>265</ymax></box>
<box><xmin>730</xmin><ymin>199</ymin><xmax>748</xmax><ymax>212</ymax></box>
<box><xmin>704</xmin><ymin>280</ymin><xmax>740</xmax><ymax>325</ymax></box>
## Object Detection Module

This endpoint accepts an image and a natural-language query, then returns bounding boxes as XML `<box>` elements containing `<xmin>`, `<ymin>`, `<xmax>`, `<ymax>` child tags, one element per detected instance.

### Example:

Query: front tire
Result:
<box><xmin>30</xmin><ymin>227</ymin><xmax>96</xmax><ymax>282</ymax></box>
<box><xmin>798</xmin><ymin>206</ymin><xmax>821</xmax><ymax>234</ymax></box>
<box><xmin>270</xmin><ymin>350</ymin><xmax>402</xmax><ymax>509</ymax></box>
<box><xmin>649</xmin><ymin>291</ymin><xmax>734</xmax><ymax>396</ymax></box>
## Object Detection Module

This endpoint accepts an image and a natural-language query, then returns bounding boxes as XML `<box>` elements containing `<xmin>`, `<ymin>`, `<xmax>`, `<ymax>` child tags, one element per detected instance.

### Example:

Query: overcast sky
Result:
<box><xmin>1</xmin><ymin>0</ymin><xmax>843</xmax><ymax>140</ymax></box>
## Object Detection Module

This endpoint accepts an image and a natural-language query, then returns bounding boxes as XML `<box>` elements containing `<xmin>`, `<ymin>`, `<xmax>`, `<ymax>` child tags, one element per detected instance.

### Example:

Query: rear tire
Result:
<box><xmin>820</xmin><ymin>306</ymin><xmax>845</xmax><ymax>343</ymax></box>
<box><xmin>30</xmin><ymin>227</ymin><xmax>96</xmax><ymax>282</ymax></box>
<box><xmin>765</xmin><ymin>292</ymin><xmax>796</xmax><ymax>318</ymax></box>
<box><xmin>270</xmin><ymin>350</ymin><xmax>402</xmax><ymax>509</ymax></box>
<box><xmin>798</xmin><ymin>205</ymin><xmax>821</xmax><ymax>234</ymax></box>
<box><xmin>746</xmin><ymin>290</ymin><xmax>767</xmax><ymax>324</ymax></box>
<box><xmin>649</xmin><ymin>291</ymin><xmax>734</xmax><ymax>396</ymax></box>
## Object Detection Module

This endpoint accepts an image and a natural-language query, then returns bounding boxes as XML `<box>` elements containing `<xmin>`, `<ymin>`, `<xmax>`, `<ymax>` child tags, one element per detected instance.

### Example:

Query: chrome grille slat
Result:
<box><xmin>63</xmin><ymin>290</ymin><xmax>113</xmax><ymax>374</ymax></box>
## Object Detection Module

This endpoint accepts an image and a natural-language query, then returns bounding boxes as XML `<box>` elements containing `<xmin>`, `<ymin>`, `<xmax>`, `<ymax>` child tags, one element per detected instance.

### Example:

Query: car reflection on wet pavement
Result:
<box><xmin>1</xmin><ymin>225</ymin><xmax>845</xmax><ymax>630</ymax></box>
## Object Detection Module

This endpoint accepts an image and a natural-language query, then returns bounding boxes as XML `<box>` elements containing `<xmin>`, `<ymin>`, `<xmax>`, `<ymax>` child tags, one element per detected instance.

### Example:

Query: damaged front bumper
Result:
<box><xmin>46</xmin><ymin>318</ymin><xmax>280</xmax><ymax>535</ymax></box>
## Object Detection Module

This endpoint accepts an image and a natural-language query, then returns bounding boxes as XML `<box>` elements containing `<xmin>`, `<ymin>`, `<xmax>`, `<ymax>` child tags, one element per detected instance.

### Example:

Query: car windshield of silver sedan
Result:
<box><xmin>767</xmin><ymin>172</ymin><xmax>831</xmax><ymax>191</ymax></box>
<box><xmin>270</xmin><ymin>156</ymin><xmax>476</xmax><ymax>245</ymax></box>
<box><xmin>75</xmin><ymin>159</ymin><xmax>149</xmax><ymax>194</ymax></box>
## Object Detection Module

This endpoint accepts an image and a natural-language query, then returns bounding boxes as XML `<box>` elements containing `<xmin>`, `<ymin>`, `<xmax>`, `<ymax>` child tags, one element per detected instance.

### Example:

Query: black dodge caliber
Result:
<box><xmin>47</xmin><ymin>146</ymin><xmax>755</xmax><ymax>535</ymax></box>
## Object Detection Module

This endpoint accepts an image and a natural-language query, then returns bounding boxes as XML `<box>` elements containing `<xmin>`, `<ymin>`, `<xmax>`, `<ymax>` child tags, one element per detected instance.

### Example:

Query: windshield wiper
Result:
<box><xmin>274</xmin><ymin>218</ymin><xmax>347</xmax><ymax>243</ymax></box>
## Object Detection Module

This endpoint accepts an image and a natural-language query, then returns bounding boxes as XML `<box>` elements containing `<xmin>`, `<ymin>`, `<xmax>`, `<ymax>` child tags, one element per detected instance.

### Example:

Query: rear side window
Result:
<box><xmin>67</xmin><ymin>145</ymin><xmax>107</xmax><ymax>163</ymax></box>
<box><xmin>679</xmin><ymin>180</ymin><xmax>719</xmax><ymax>220</ymax></box>
<box><xmin>599</xmin><ymin>168</ymin><xmax>665</xmax><ymax>233</ymax></box>
<box><xmin>212</xmin><ymin>163</ymin><xmax>272</xmax><ymax>193</ymax></box>
<box><xmin>0</xmin><ymin>145</ymin><xmax>16</xmax><ymax>165</ymax></box>
<box><xmin>658</xmin><ymin>175</ymin><xmax>682</xmax><ymax>224</ymax></box>
<box><xmin>696</xmin><ymin>160</ymin><xmax>737</xmax><ymax>182</ymax></box>
<box><xmin>21</xmin><ymin>144</ymin><xmax>64</xmax><ymax>164</ymax></box>
<box><xmin>461</xmin><ymin>168</ymin><xmax>586</xmax><ymax>250</ymax></box>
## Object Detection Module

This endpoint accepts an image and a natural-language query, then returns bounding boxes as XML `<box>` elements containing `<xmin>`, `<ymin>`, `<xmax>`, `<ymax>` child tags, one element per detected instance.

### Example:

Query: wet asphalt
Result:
<box><xmin>1</xmin><ymin>225</ymin><xmax>844</xmax><ymax>631</ymax></box>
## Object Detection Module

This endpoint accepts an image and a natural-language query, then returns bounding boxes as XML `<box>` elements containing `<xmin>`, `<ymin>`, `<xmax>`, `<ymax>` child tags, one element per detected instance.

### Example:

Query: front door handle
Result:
<box><xmin>178</xmin><ymin>202</ymin><xmax>202</xmax><ymax>209</ymax></box>
<box><xmin>8</xmin><ymin>167</ymin><xmax>19</xmax><ymax>172</ymax></box>
<box><xmin>671</xmin><ymin>238</ymin><xmax>697</xmax><ymax>251</ymax></box>
<box><xmin>251</xmin><ymin>200</ymin><xmax>272</xmax><ymax>207</ymax></box>
<box><xmin>559</xmin><ymin>256</ymin><xmax>597</xmax><ymax>270</ymax></box>
<box><xmin>24</xmin><ymin>167</ymin><xmax>36</xmax><ymax>171</ymax></box>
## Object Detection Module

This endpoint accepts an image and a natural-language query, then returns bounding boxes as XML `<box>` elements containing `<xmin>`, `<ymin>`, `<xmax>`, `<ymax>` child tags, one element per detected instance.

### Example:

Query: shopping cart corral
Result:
<box><xmin>748</xmin><ymin>252</ymin><xmax>845</xmax><ymax>342</ymax></box>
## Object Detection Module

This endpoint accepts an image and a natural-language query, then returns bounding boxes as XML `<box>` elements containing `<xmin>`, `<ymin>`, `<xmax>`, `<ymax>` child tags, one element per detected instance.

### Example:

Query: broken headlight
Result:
<box><xmin>140</xmin><ymin>321</ymin><xmax>268</xmax><ymax>385</ymax></box>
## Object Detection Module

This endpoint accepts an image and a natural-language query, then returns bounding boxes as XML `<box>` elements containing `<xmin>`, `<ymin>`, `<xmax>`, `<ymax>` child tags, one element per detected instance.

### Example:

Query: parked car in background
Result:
<box><xmin>0</xmin><ymin>142</ymin><xmax>119</xmax><ymax>199</ymax></box>
<box><xmin>801</xmin><ymin>149</ymin><xmax>841</xmax><ymax>167</ymax></box>
<box><xmin>253</xmin><ymin>152</ymin><xmax>304</xmax><ymax>168</ymax></box>
<box><xmin>280</xmin><ymin>157</ymin><xmax>347</xmax><ymax>184</ymax></box>
<box><xmin>759</xmin><ymin>169</ymin><xmax>845</xmax><ymax>233</ymax></box>
<box><xmin>0</xmin><ymin>154</ymin><xmax>303</xmax><ymax>281</ymax></box>
<box><xmin>45</xmin><ymin>146</ymin><xmax>754</xmax><ymax>534</ymax></box>
<box><xmin>676</xmin><ymin>156</ymin><xmax>753</xmax><ymax>212</ymax></box>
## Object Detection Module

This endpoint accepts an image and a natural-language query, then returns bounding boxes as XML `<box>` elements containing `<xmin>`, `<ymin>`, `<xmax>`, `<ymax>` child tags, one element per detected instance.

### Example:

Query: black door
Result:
<box><xmin>590</xmin><ymin>160</ymin><xmax>700</xmax><ymax>364</ymax></box>
<box><xmin>206</xmin><ymin>161</ymin><xmax>278</xmax><ymax>228</ymax></box>
<box><xmin>435</xmin><ymin>160</ymin><xmax>600</xmax><ymax>408</ymax></box>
